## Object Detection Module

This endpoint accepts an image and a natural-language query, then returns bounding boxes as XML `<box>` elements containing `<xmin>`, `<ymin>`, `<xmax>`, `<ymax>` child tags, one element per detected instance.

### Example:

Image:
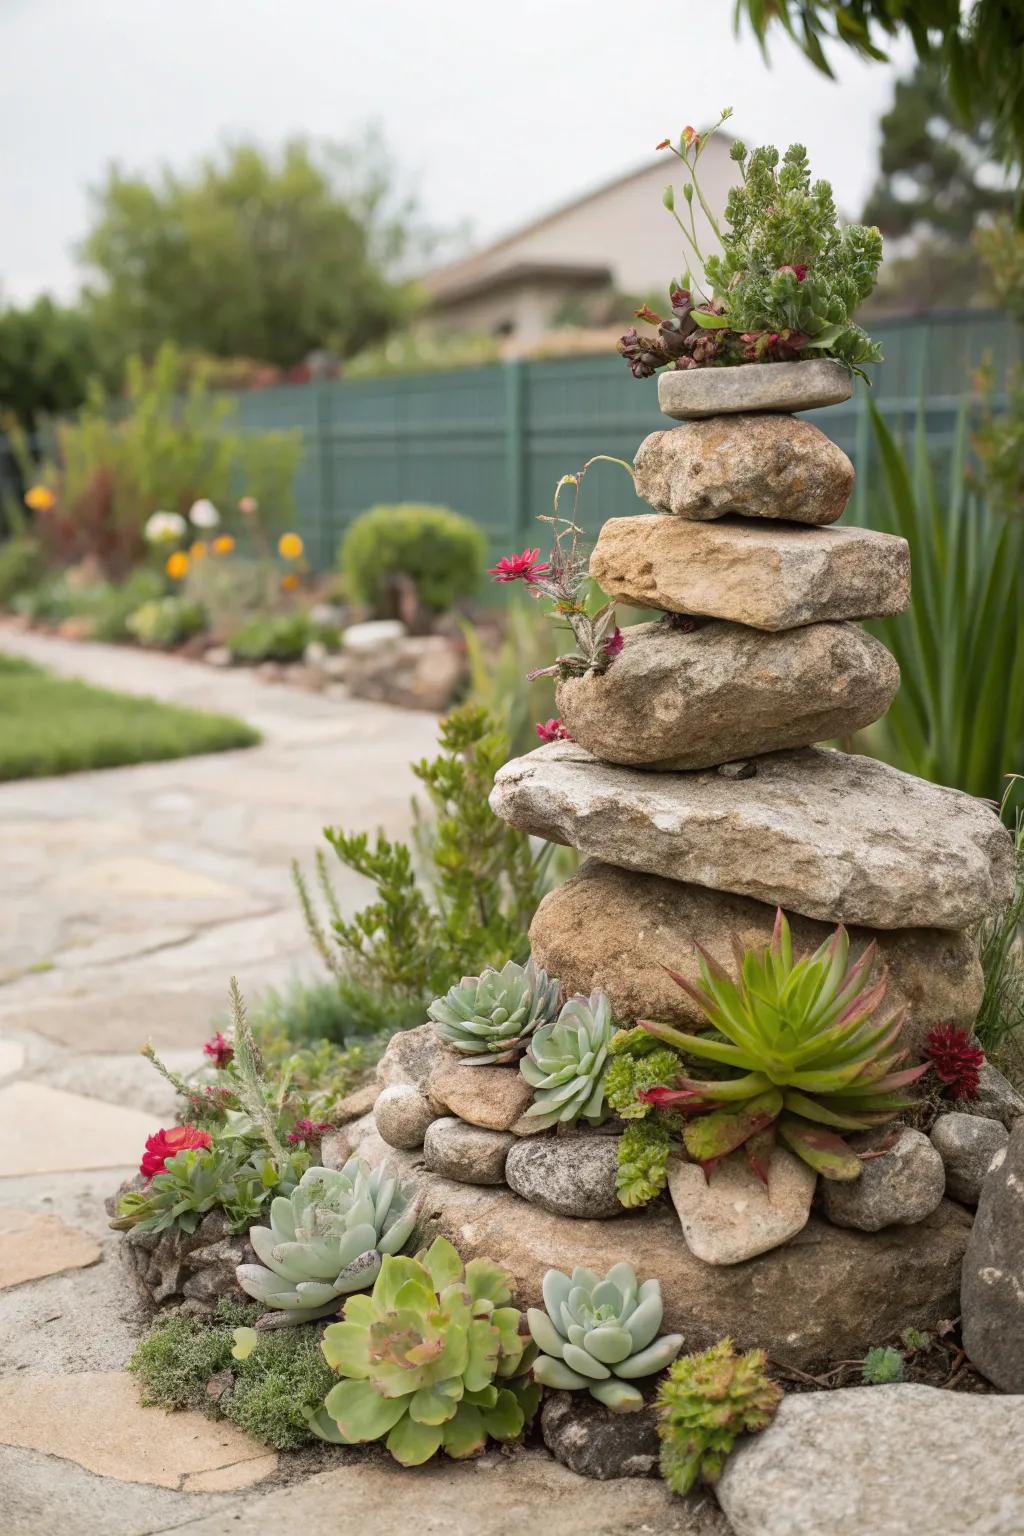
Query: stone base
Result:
<box><xmin>117</xmin><ymin>1207</ymin><xmax>253</xmax><ymax>1311</ymax></box>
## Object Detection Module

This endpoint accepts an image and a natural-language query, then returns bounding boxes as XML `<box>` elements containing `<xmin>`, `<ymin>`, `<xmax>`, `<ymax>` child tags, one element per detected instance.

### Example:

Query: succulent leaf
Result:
<box><xmin>428</xmin><ymin>958</ymin><xmax>561</xmax><ymax>1063</ymax></box>
<box><xmin>520</xmin><ymin>990</ymin><xmax>616</xmax><ymax>1128</ymax></box>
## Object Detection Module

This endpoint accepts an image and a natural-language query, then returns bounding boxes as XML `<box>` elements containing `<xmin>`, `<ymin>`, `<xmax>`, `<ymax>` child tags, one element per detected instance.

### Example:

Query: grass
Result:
<box><xmin>0</xmin><ymin>654</ymin><xmax>259</xmax><ymax>780</ymax></box>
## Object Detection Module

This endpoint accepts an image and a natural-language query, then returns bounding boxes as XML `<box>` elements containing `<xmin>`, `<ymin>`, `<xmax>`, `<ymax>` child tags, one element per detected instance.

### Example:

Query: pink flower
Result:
<box><xmin>923</xmin><ymin>1024</ymin><xmax>984</xmax><ymax>1101</ymax></box>
<box><xmin>203</xmin><ymin>1032</ymin><xmax>234</xmax><ymax>1069</ymax></box>
<box><xmin>536</xmin><ymin>718</ymin><xmax>573</xmax><ymax>744</ymax></box>
<box><xmin>603</xmin><ymin>627</ymin><xmax>624</xmax><ymax>659</ymax></box>
<box><xmin>238</xmin><ymin>496</ymin><xmax>258</xmax><ymax>515</ymax></box>
<box><xmin>287</xmin><ymin>1118</ymin><xmax>333</xmax><ymax>1145</ymax></box>
<box><xmin>140</xmin><ymin>1125</ymin><xmax>212</xmax><ymax>1180</ymax></box>
<box><xmin>488</xmin><ymin>547</ymin><xmax>551</xmax><ymax>583</ymax></box>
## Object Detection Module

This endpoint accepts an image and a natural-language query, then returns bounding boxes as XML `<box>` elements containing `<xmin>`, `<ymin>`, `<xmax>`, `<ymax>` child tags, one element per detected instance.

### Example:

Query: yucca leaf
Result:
<box><xmin>638</xmin><ymin>1019</ymin><xmax>755</xmax><ymax>1068</ymax></box>
<box><xmin>676</xmin><ymin>1071</ymin><xmax>772</xmax><ymax>1102</ymax></box>
<box><xmin>776</xmin><ymin>1115</ymin><xmax>862</xmax><ymax>1180</ymax></box>
<box><xmin>682</xmin><ymin>1089</ymin><xmax>784</xmax><ymax>1163</ymax></box>
<box><xmin>781</xmin><ymin>1089</ymin><xmax>878</xmax><ymax>1130</ymax></box>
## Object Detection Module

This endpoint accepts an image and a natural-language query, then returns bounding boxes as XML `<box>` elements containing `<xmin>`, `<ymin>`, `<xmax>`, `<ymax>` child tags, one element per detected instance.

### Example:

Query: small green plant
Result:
<box><xmin>428</xmin><ymin>958</ymin><xmax>561</xmax><ymax>1064</ymax></box>
<box><xmin>126</xmin><ymin>595</ymin><xmax>206</xmax><ymax>648</ymax></box>
<box><xmin>528</xmin><ymin>1263</ymin><xmax>683</xmax><ymax>1411</ymax></box>
<box><xmin>606</xmin><ymin>1028</ymin><xmax>687</xmax><ymax>1207</ymax></box>
<box><xmin>308</xmin><ymin>1236</ymin><xmax>540</xmax><ymax>1465</ymax></box>
<box><xmin>519</xmin><ymin>990</ymin><xmax>616</xmax><ymax>1131</ymax></box>
<box><xmin>861</xmin><ymin>1346</ymin><xmax>905</xmax><ymax>1384</ymax></box>
<box><xmin>340</xmin><ymin>503</ymin><xmax>487</xmax><ymax>626</ymax></box>
<box><xmin>0</xmin><ymin>536</ymin><xmax>44</xmax><ymax>605</ymax></box>
<box><xmin>656</xmin><ymin>1339</ymin><xmax>782</xmax><ymax>1495</ymax></box>
<box><xmin>228</xmin><ymin>609</ymin><xmax>315</xmax><ymax>662</ymax></box>
<box><xmin>236</xmin><ymin>1157</ymin><xmax>421</xmax><ymax>1325</ymax></box>
<box><xmin>616</xmin><ymin>1117</ymin><xmax>676</xmax><ymax>1209</ymax></box>
<box><xmin>618</xmin><ymin>110</ymin><xmax>882</xmax><ymax>378</ymax></box>
<box><xmin>639</xmin><ymin>910</ymin><xmax>927</xmax><ymax>1181</ymax></box>
<box><xmin>110</xmin><ymin>1141</ymin><xmax>308</xmax><ymax>1236</ymax></box>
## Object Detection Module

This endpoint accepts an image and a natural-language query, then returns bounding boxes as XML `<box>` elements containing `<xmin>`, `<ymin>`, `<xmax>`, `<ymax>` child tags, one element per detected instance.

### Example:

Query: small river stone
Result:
<box><xmin>372</xmin><ymin>1083</ymin><xmax>438</xmax><ymax>1151</ymax></box>
<box><xmin>422</xmin><ymin>1118</ymin><xmax>512</xmax><ymax>1185</ymax></box>
<box><xmin>657</xmin><ymin>358</ymin><xmax>854</xmax><ymax>418</ymax></box>
<box><xmin>505</xmin><ymin>1136</ymin><xmax>621</xmax><ymax>1218</ymax></box>
<box><xmin>821</xmin><ymin>1128</ymin><xmax>946</xmax><ymax>1232</ymax></box>
<box><xmin>541</xmin><ymin>1392</ymin><xmax>660</xmax><ymax>1479</ymax></box>
<box><xmin>667</xmin><ymin>1148</ymin><xmax>815</xmax><ymax>1265</ymax></box>
<box><xmin>929</xmin><ymin>1112</ymin><xmax>1009</xmax><ymax>1206</ymax></box>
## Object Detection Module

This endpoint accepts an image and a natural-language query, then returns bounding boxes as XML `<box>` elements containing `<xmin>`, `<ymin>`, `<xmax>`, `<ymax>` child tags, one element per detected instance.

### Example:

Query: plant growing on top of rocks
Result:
<box><xmin>861</xmin><ymin>1345</ymin><xmax>905</xmax><ymax>1384</ymax></box>
<box><xmin>617</xmin><ymin>109</ymin><xmax>883</xmax><ymax>379</ymax></box>
<box><xmin>656</xmin><ymin>1338</ymin><xmax>782</xmax><ymax>1495</ymax></box>
<box><xmin>606</xmin><ymin>1028</ymin><xmax>688</xmax><ymax>1208</ymax></box>
<box><xmin>307</xmin><ymin>1236</ymin><xmax>540</xmax><ymax>1465</ymax></box>
<box><xmin>428</xmin><ymin>957</ymin><xmax>562</xmax><ymax>1064</ymax></box>
<box><xmin>528</xmin><ymin>1262</ymin><xmax>684</xmax><ymax>1411</ymax></box>
<box><xmin>922</xmin><ymin>1024</ymin><xmax>985</xmax><ymax>1102</ymax></box>
<box><xmin>235</xmin><ymin>1157</ymin><xmax>421</xmax><ymax>1326</ymax></box>
<box><xmin>110</xmin><ymin>1139</ymin><xmax>310</xmax><ymax>1236</ymax></box>
<box><xmin>637</xmin><ymin>910</ymin><xmax>929</xmax><ymax>1180</ymax></box>
<box><xmin>519</xmin><ymin>989</ymin><xmax>616</xmax><ymax>1131</ymax></box>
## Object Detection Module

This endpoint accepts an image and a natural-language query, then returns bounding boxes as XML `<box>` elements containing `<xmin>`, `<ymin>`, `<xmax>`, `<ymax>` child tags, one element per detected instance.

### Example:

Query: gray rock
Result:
<box><xmin>634</xmin><ymin>415</ymin><xmax>854</xmax><ymax>525</ymax></box>
<box><xmin>962</xmin><ymin>1121</ymin><xmax>1024</xmax><ymax>1391</ymax></box>
<box><xmin>541</xmin><ymin>1391</ymin><xmax>660</xmax><ymax>1479</ymax></box>
<box><xmin>967</xmin><ymin>1063</ymin><xmax>1024</xmax><ymax>1129</ymax></box>
<box><xmin>556</xmin><ymin>619</ymin><xmax>898</xmax><ymax>770</ymax></box>
<box><xmin>657</xmin><ymin>358</ymin><xmax>854</xmax><ymax>418</ymax></box>
<box><xmin>490</xmin><ymin>742</ymin><xmax>1014</xmax><ymax>932</ymax></box>
<box><xmin>505</xmin><ymin>1135</ymin><xmax>621</xmax><ymax>1218</ymax></box>
<box><xmin>342</xmin><ymin>619</ymin><xmax>406</xmax><ymax>651</ymax></box>
<box><xmin>821</xmin><ymin>1128</ymin><xmax>946</xmax><ymax>1232</ymax></box>
<box><xmin>422</xmin><ymin>1117</ymin><xmax>512</xmax><ymax>1185</ymax></box>
<box><xmin>344</xmin><ymin>633</ymin><xmax>466</xmax><ymax>713</ymax></box>
<box><xmin>668</xmin><ymin>1149</ymin><xmax>815</xmax><ymax>1264</ymax></box>
<box><xmin>930</xmin><ymin>1112</ymin><xmax>1009</xmax><ymax>1206</ymax></box>
<box><xmin>120</xmin><ymin>1208</ymin><xmax>251</xmax><ymax>1311</ymax></box>
<box><xmin>203</xmin><ymin>644</ymin><xmax>232</xmax><ymax>668</ymax></box>
<box><xmin>529</xmin><ymin>862</ymin><xmax>984</xmax><ymax>1054</ymax></box>
<box><xmin>375</xmin><ymin>1024</ymin><xmax>447</xmax><ymax>1098</ymax></box>
<box><xmin>372</xmin><ymin>1082</ymin><xmax>439</xmax><ymax>1151</ymax></box>
<box><xmin>716</xmin><ymin>1385</ymin><xmax>1024</xmax><ymax>1536</ymax></box>
<box><xmin>590</xmin><ymin>514</ymin><xmax>910</xmax><ymax>631</ymax></box>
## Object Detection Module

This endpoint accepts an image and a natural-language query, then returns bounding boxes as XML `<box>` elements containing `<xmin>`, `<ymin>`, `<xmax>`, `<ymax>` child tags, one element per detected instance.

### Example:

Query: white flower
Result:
<box><xmin>144</xmin><ymin>510</ymin><xmax>187</xmax><ymax>543</ymax></box>
<box><xmin>189</xmin><ymin>498</ymin><xmax>220</xmax><ymax>529</ymax></box>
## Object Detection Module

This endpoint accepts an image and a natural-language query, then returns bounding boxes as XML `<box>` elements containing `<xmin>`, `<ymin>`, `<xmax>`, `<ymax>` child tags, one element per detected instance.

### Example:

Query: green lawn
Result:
<box><xmin>0</xmin><ymin>654</ymin><xmax>260</xmax><ymax>781</ymax></box>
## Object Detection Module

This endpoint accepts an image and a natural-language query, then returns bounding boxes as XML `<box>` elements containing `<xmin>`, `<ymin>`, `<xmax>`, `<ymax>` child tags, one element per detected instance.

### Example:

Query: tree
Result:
<box><xmin>0</xmin><ymin>298</ymin><xmax>103</xmax><ymax>432</ymax></box>
<box><xmin>81</xmin><ymin>137</ymin><xmax>422</xmax><ymax>371</ymax></box>
<box><xmin>734</xmin><ymin>1</ymin><xmax>1024</xmax><ymax>177</ymax></box>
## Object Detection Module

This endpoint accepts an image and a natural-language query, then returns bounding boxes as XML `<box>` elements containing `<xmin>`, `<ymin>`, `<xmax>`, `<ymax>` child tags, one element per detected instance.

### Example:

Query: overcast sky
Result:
<box><xmin>0</xmin><ymin>0</ymin><xmax>912</xmax><ymax>305</ymax></box>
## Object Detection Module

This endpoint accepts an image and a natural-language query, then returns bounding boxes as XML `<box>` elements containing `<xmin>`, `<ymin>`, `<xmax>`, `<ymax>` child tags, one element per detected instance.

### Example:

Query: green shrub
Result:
<box><xmin>228</xmin><ymin>609</ymin><xmax>313</xmax><ymax>662</ymax></box>
<box><xmin>340</xmin><ymin>502</ymin><xmax>486</xmax><ymax>620</ymax></box>
<box><xmin>0</xmin><ymin>537</ymin><xmax>44</xmax><ymax>605</ymax></box>
<box><xmin>126</xmin><ymin>595</ymin><xmax>206</xmax><ymax>648</ymax></box>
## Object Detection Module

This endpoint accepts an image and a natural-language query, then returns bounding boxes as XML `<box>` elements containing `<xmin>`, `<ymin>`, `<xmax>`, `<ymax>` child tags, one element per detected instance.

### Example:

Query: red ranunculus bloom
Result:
<box><xmin>203</xmin><ymin>1031</ymin><xmax>234</xmax><ymax>1069</ymax></box>
<box><xmin>536</xmin><ymin>718</ymin><xmax>573</xmax><ymax>744</ymax></box>
<box><xmin>140</xmin><ymin>1125</ymin><xmax>212</xmax><ymax>1181</ymax></box>
<box><xmin>923</xmin><ymin>1024</ymin><xmax>984</xmax><ymax>1101</ymax></box>
<box><xmin>488</xmin><ymin>547</ymin><xmax>550</xmax><ymax>583</ymax></box>
<box><xmin>603</xmin><ymin>627</ymin><xmax>625</xmax><ymax>659</ymax></box>
<box><xmin>287</xmin><ymin>1118</ymin><xmax>333</xmax><ymax>1146</ymax></box>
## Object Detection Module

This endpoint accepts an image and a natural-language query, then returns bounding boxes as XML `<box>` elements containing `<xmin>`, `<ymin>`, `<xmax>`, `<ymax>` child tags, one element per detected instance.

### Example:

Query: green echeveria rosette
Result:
<box><xmin>428</xmin><ymin>957</ymin><xmax>561</xmax><ymax>1065</ymax></box>
<box><xmin>519</xmin><ymin>989</ymin><xmax>615</xmax><ymax>1130</ymax></box>
<box><xmin>306</xmin><ymin>1236</ymin><xmax>540</xmax><ymax>1465</ymax></box>
<box><xmin>528</xmin><ymin>1262</ymin><xmax>683</xmax><ymax>1412</ymax></box>
<box><xmin>235</xmin><ymin>1156</ymin><xmax>420</xmax><ymax>1326</ymax></box>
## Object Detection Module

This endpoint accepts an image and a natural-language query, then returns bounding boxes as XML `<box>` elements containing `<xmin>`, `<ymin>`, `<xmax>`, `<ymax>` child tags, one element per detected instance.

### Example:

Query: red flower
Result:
<box><xmin>777</xmin><ymin>264</ymin><xmax>808</xmax><ymax>282</ymax></box>
<box><xmin>287</xmin><ymin>1118</ymin><xmax>333</xmax><ymax>1146</ymax></box>
<box><xmin>488</xmin><ymin>548</ymin><xmax>550</xmax><ymax>583</ymax></box>
<box><xmin>140</xmin><ymin>1125</ymin><xmax>212</xmax><ymax>1180</ymax></box>
<box><xmin>536</xmin><ymin>718</ymin><xmax>573</xmax><ymax>744</ymax></box>
<box><xmin>923</xmin><ymin>1024</ymin><xmax>984</xmax><ymax>1101</ymax></box>
<box><xmin>603</xmin><ymin>627</ymin><xmax>624</xmax><ymax>659</ymax></box>
<box><xmin>203</xmin><ymin>1032</ymin><xmax>234</xmax><ymax>1069</ymax></box>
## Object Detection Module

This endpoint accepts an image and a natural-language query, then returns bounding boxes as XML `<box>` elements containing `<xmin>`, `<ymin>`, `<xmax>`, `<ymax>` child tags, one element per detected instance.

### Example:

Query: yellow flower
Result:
<box><xmin>189</xmin><ymin>540</ymin><xmax>207</xmax><ymax>561</ymax></box>
<box><xmin>281</xmin><ymin>572</ymin><xmax>300</xmax><ymax>591</ymax></box>
<box><xmin>278</xmin><ymin>532</ymin><xmax>304</xmax><ymax>561</ymax></box>
<box><xmin>212</xmin><ymin>535</ymin><xmax>235</xmax><ymax>555</ymax></box>
<box><xmin>166</xmin><ymin>551</ymin><xmax>190</xmax><ymax>580</ymax></box>
<box><xmin>24</xmin><ymin>485</ymin><xmax>56</xmax><ymax>512</ymax></box>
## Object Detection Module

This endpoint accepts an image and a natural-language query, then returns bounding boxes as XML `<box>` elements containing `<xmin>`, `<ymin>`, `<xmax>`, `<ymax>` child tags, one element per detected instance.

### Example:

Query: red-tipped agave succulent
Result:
<box><xmin>637</xmin><ymin>910</ymin><xmax>930</xmax><ymax>1184</ymax></box>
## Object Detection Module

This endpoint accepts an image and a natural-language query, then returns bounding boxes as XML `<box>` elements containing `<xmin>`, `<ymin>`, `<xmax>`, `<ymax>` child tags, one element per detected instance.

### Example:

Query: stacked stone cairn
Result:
<box><xmin>359</xmin><ymin>358</ymin><xmax>1018</xmax><ymax>1372</ymax></box>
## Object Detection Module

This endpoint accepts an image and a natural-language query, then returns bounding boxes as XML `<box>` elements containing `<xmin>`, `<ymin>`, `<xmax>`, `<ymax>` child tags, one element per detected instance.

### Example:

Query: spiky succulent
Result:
<box><xmin>428</xmin><ymin>958</ymin><xmax>561</xmax><ymax>1065</ymax></box>
<box><xmin>656</xmin><ymin>1339</ymin><xmax>782</xmax><ymax>1494</ymax></box>
<box><xmin>307</xmin><ymin>1236</ymin><xmax>540</xmax><ymax>1465</ymax></box>
<box><xmin>519</xmin><ymin>989</ymin><xmax>615</xmax><ymax>1130</ymax></box>
<box><xmin>639</xmin><ymin>911</ymin><xmax>929</xmax><ymax>1181</ymax></box>
<box><xmin>528</xmin><ymin>1263</ymin><xmax>683</xmax><ymax>1412</ymax></box>
<box><xmin>235</xmin><ymin>1157</ymin><xmax>420</xmax><ymax>1325</ymax></box>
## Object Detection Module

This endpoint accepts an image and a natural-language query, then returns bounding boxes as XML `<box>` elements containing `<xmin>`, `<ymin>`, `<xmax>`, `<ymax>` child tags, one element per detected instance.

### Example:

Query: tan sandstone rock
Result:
<box><xmin>529</xmin><ymin>861</ymin><xmax>984</xmax><ymax>1052</ymax></box>
<box><xmin>0</xmin><ymin>1208</ymin><xmax>102</xmax><ymax>1291</ymax></box>
<box><xmin>667</xmin><ymin>1149</ymin><xmax>816</xmax><ymax>1264</ymax></box>
<box><xmin>490</xmin><ymin>742</ymin><xmax>1014</xmax><ymax>931</ymax></box>
<box><xmin>427</xmin><ymin>1061</ymin><xmax>534</xmax><ymax>1131</ymax></box>
<box><xmin>590</xmin><ymin>514</ymin><xmax>910</xmax><ymax>631</ymax></box>
<box><xmin>657</xmin><ymin>358</ymin><xmax>854</xmax><ymax>418</ymax></box>
<box><xmin>634</xmin><ymin>415</ymin><xmax>855</xmax><ymax>525</ymax></box>
<box><xmin>556</xmin><ymin>619</ymin><xmax>898</xmax><ymax>770</ymax></box>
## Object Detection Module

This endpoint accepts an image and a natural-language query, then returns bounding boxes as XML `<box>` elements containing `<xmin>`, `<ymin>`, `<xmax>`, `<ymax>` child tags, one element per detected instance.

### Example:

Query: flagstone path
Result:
<box><xmin>0</xmin><ymin>630</ymin><xmax>720</xmax><ymax>1534</ymax></box>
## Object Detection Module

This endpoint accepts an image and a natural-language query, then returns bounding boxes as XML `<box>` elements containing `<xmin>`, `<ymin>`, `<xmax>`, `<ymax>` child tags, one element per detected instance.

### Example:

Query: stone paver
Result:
<box><xmin>0</xmin><ymin>1082</ymin><xmax>158</xmax><ymax>1175</ymax></box>
<box><xmin>0</xmin><ymin>1207</ymin><xmax>101</xmax><ymax>1290</ymax></box>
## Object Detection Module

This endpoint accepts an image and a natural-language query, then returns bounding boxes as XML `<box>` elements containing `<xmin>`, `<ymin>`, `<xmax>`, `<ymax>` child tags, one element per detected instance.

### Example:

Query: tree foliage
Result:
<box><xmin>0</xmin><ymin>298</ymin><xmax>104</xmax><ymax>432</ymax></box>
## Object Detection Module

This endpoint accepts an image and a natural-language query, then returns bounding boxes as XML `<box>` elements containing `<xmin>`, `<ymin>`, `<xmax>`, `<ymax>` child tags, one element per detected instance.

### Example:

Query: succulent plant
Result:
<box><xmin>235</xmin><ymin>1157</ymin><xmax>420</xmax><ymax>1325</ymax></box>
<box><xmin>656</xmin><ymin>1338</ymin><xmax>782</xmax><ymax>1494</ymax></box>
<box><xmin>428</xmin><ymin>958</ymin><xmax>561</xmax><ymax>1064</ymax></box>
<box><xmin>528</xmin><ymin>1263</ymin><xmax>683</xmax><ymax>1411</ymax></box>
<box><xmin>519</xmin><ymin>990</ymin><xmax>615</xmax><ymax>1130</ymax></box>
<box><xmin>639</xmin><ymin>910</ymin><xmax>929</xmax><ymax>1181</ymax></box>
<box><xmin>307</xmin><ymin>1236</ymin><xmax>540</xmax><ymax>1465</ymax></box>
<box><xmin>861</xmin><ymin>1346</ymin><xmax>905</xmax><ymax>1384</ymax></box>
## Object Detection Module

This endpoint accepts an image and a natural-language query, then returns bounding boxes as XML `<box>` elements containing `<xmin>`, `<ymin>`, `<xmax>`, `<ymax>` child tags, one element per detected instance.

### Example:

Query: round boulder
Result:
<box><xmin>821</xmin><ymin>1128</ymin><xmax>946</xmax><ymax>1232</ymax></box>
<box><xmin>505</xmin><ymin>1135</ymin><xmax>621</xmax><ymax>1219</ymax></box>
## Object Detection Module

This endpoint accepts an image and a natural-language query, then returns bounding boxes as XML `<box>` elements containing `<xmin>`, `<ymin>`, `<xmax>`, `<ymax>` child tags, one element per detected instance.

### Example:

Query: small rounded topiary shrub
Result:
<box><xmin>340</xmin><ymin>503</ymin><xmax>487</xmax><ymax>624</ymax></box>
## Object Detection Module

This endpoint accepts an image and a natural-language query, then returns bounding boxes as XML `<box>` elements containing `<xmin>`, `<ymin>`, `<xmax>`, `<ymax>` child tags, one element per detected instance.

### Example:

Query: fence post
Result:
<box><xmin>503</xmin><ymin>360</ymin><xmax>528</xmax><ymax>542</ymax></box>
<box><xmin>313</xmin><ymin>382</ymin><xmax>335</xmax><ymax>568</ymax></box>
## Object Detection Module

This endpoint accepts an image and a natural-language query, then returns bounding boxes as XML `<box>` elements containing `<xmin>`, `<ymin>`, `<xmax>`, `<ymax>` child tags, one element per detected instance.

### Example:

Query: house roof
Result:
<box><xmin>427</xmin><ymin>258</ymin><xmax>614</xmax><ymax>308</ymax></box>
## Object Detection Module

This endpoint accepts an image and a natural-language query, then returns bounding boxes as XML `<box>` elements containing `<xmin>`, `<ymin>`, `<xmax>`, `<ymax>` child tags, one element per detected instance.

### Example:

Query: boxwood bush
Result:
<box><xmin>340</xmin><ymin>503</ymin><xmax>487</xmax><ymax>621</ymax></box>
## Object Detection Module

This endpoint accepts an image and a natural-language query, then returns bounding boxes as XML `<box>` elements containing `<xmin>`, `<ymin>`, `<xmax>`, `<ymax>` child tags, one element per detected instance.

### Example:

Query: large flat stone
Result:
<box><xmin>634</xmin><ymin>415</ymin><xmax>854</xmax><ymax>525</ymax></box>
<box><xmin>490</xmin><ymin>743</ymin><xmax>1014</xmax><ymax>931</ymax></box>
<box><xmin>667</xmin><ymin>1149</ymin><xmax>815</xmax><ymax>1264</ymax></box>
<box><xmin>590</xmin><ymin>514</ymin><xmax>910</xmax><ymax>631</ymax></box>
<box><xmin>658</xmin><ymin>358</ymin><xmax>854</xmax><ymax>418</ymax></box>
<box><xmin>529</xmin><ymin>862</ymin><xmax>984</xmax><ymax>1051</ymax></box>
<box><xmin>0</xmin><ymin>1083</ymin><xmax>157</xmax><ymax>1176</ymax></box>
<box><xmin>0</xmin><ymin>1207</ymin><xmax>101</xmax><ymax>1290</ymax></box>
<box><xmin>556</xmin><ymin>620</ymin><xmax>898</xmax><ymax>770</ymax></box>
<box><xmin>716</xmin><ymin>1385</ymin><xmax>1024</xmax><ymax>1536</ymax></box>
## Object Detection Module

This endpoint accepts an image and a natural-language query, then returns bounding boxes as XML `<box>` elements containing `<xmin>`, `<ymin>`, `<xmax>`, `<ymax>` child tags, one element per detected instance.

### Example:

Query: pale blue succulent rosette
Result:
<box><xmin>428</xmin><ymin>957</ymin><xmax>561</xmax><ymax>1064</ymax></box>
